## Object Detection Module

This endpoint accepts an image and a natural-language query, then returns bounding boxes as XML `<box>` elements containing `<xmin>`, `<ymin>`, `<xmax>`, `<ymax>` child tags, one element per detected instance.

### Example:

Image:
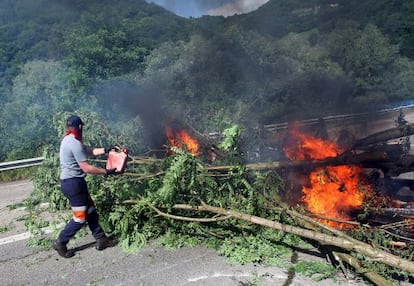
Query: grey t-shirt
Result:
<box><xmin>60</xmin><ymin>135</ymin><xmax>88</xmax><ymax>180</ymax></box>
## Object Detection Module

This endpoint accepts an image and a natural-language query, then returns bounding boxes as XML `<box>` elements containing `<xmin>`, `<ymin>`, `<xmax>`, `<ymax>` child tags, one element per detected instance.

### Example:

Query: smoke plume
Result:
<box><xmin>96</xmin><ymin>81</ymin><xmax>171</xmax><ymax>150</ymax></box>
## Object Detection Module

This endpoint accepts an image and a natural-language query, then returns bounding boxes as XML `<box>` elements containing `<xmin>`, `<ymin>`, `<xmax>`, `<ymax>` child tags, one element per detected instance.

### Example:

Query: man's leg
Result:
<box><xmin>85</xmin><ymin>195</ymin><xmax>104</xmax><ymax>239</ymax></box>
<box><xmin>53</xmin><ymin>178</ymin><xmax>89</xmax><ymax>258</ymax></box>
<box><xmin>86</xmin><ymin>195</ymin><xmax>117</xmax><ymax>250</ymax></box>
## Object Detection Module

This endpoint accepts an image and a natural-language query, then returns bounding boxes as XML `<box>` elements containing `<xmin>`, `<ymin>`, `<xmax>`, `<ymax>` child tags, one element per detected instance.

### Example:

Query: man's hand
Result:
<box><xmin>105</xmin><ymin>146</ymin><xmax>121</xmax><ymax>153</ymax></box>
<box><xmin>105</xmin><ymin>168</ymin><xmax>117</xmax><ymax>176</ymax></box>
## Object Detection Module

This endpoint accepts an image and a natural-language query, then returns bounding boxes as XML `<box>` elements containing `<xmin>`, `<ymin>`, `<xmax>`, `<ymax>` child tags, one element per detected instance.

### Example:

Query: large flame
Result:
<box><xmin>284</xmin><ymin>124</ymin><xmax>371</xmax><ymax>228</ymax></box>
<box><xmin>166</xmin><ymin>127</ymin><xmax>200</xmax><ymax>155</ymax></box>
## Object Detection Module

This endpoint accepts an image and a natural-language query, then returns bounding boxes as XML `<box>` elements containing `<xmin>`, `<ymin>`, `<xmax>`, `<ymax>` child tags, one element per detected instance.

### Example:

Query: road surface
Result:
<box><xmin>0</xmin><ymin>180</ymin><xmax>370</xmax><ymax>286</ymax></box>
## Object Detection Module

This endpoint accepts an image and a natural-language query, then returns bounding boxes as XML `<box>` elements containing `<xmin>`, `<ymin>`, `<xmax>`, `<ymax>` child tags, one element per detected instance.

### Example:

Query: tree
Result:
<box><xmin>348</xmin><ymin>25</ymin><xmax>397</xmax><ymax>89</ymax></box>
<box><xmin>324</xmin><ymin>23</ymin><xmax>412</xmax><ymax>108</ymax></box>
<box><xmin>0</xmin><ymin>60</ymin><xmax>75</xmax><ymax>159</ymax></box>
<box><xmin>63</xmin><ymin>27</ymin><xmax>149</xmax><ymax>87</ymax></box>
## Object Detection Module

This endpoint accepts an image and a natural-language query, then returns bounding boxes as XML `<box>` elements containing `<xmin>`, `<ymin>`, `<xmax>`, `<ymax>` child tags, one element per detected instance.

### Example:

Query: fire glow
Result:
<box><xmin>284</xmin><ymin>125</ymin><xmax>371</xmax><ymax>228</ymax></box>
<box><xmin>166</xmin><ymin>127</ymin><xmax>200</xmax><ymax>155</ymax></box>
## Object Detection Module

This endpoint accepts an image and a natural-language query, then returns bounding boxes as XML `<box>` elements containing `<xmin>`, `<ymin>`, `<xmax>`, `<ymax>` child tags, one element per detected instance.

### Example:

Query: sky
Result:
<box><xmin>145</xmin><ymin>0</ymin><xmax>270</xmax><ymax>18</ymax></box>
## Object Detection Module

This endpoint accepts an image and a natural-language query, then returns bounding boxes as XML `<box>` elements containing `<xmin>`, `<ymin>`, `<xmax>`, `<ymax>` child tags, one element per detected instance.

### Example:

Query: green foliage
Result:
<box><xmin>119</xmin><ymin>224</ymin><xmax>147</xmax><ymax>254</ymax></box>
<box><xmin>63</xmin><ymin>28</ymin><xmax>149</xmax><ymax>86</ymax></box>
<box><xmin>336</xmin><ymin>24</ymin><xmax>397</xmax><ymax>96</ymax></box>
<box><xmin>218</xmin><ymin>233</ymin><xmax>292</xmax><ymax>266</ymax></box>
<box><xmin>31</xmin><ymin>146</ymin><xmax>67</xmax><ymax>210</ymax></box>
<box><xmin>219</xmin><ymin>125</ymin><xmax>242</xmax><ymax>152</ymax></box>
<box><xmin>26</xmin><ymin>237</ymin><xmax>52</xmax><ymax>250</ymax></box>
<box><xmin>0</xmin><ymin>60</ymin><xmax>75</xmax><ymax>159</ymax></box>
<box><xmin>152</xmin><ymin>149</ymin><xmax>198</xmax><ymax>208</ymax></box>
<box><xmin>0</xmin><ymin>0</ymin><xmax>190</xmax><ymax>85</ymax></box>
<box><xmin>0</xmin><ymin>166</ymin><xmax>40</xmax><ymax>182</ymax></box>
<box><xmin>293</xmin><ymin>261</ymin><xmax>337</xmax><ymax>282</ymax></box>
<box><xmin>24</xmin><ymin>214</ymin><xmax>49</xmax><ymax>235</ymax></box>
<box><xmin>28</xmin><ymin>127</ymin><xmax>305</xmax><ymax>269</ymax></box>
<box><xmin>159</xmin><ymin>230</ymin><xmax>204</xmax><ymax>250</ymax></box>
<box><xmin>346</xmin><ymin>226</ymin><xmax>414</xmax><ymax>281</ymax></box>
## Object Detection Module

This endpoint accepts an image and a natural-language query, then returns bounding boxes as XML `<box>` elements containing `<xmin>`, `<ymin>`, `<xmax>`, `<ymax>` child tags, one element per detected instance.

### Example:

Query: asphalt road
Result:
<box><xmin>0</xmin><ymin>180</ymin><xmax>369</xmax><ymax>286</ymax></box>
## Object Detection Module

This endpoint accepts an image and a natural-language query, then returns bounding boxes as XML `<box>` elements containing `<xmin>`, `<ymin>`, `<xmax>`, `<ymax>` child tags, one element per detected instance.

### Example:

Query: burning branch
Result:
<box><xmin>166</xmin><ymin>126</ymin><xmax>200</xmax><ymax>155</ymax></box>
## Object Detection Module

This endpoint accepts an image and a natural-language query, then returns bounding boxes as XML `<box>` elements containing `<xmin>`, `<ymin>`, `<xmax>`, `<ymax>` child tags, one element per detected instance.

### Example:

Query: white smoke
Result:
<box><xmin>206</xmin><ymin>0</ymin><xmax>269</xmax><ymax>17</ymax></box>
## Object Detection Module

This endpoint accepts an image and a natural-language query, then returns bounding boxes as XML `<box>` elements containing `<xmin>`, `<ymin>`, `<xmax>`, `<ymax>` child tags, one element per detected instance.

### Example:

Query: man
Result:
<box><xmin>52</xmin><ymin>114</ymin><xmax>118</xmax><ymax>258</ymax></box>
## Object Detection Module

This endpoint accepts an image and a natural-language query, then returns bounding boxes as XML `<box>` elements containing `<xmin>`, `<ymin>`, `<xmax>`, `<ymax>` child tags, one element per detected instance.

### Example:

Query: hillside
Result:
<box><xmin>2</xmin><ymin>0</ymin><xmax>413</xmax><ymax>89</ymax></box>
<box><xmin>0</xmin><ymin>0</ymin><xmax>193</xmax><ymax>88</ymax></box>
<box><xmin>0</xmin><ymin>0</ymin><xmax>414</xmax><ymax>160</ymax></box>
<box><xmin>224</xmin><ymin>0</ymin><xmax>414</xmax><ymax>58</ymax></box>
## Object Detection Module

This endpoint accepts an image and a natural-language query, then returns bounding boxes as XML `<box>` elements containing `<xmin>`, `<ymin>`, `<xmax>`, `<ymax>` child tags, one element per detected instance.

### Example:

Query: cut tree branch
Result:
<box><xmin>169</xmin><ymin>203</ymin><xmax>414</xmax><ymax>274</ymax></box>
<box><xmin>332</xmin><ymin>251</ymin><xmax>394</xmax><ymax>286</ymax></box>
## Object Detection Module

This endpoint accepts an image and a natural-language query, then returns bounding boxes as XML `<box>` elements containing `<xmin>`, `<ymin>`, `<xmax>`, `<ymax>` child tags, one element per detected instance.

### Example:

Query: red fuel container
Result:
<box><xmin>106</xmin><ymin>149</ymin><xmax>128</xmax><ymax>174</ymax></box>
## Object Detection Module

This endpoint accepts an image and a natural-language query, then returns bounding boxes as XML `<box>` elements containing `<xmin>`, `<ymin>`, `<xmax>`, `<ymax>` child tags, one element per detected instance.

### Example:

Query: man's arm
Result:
<box><xmin>85</xmin><ymin>147</ymin><xmax>106</xmax><ymax>156</ymax></box>
<box><xmin>78</xmin><ymin>160</ymin><xmax>107</xmax><ymax>175</ymax></box>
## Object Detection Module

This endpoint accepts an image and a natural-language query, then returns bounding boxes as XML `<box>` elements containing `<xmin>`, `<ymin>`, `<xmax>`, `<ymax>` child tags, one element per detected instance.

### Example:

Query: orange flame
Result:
<box><xmin>284</xmin><ymin>127</ymin><xmax>341</xmax><ymax>160</ymax></box>
<box><xmin>166</xmin><ymin>127</ymin><xmax>200</xmax><ymax>155</ymax></box>
<box><xmin>284</xmin><ymin>124</ymin><xmax>372</xmax><ymax>228</ymax></box>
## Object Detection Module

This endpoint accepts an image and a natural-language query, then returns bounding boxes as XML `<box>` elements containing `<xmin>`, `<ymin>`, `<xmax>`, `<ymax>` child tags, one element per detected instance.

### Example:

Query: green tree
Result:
<box><xmin>399</xmin><ymin>1</ymin><xmax>414</xmax><ymax>58</ymax></box>
<box><xmin>64</xmin><ymin>27</ymin><xmax>149</xmax><ymax>87</ymax></box>
<box><xmin>325</xmin><ymin>23</ymin><xmax>406</xmax><ymax>107</ymax></box>
<box><xmin>348</xmin><ymin>24</ymin><xmax>397</xmax><ymax>89</ymax></box>
<box><xmin>0</xmin><ymin>60</ymin><xmax>75</xmax><ymax>159</ymax></box>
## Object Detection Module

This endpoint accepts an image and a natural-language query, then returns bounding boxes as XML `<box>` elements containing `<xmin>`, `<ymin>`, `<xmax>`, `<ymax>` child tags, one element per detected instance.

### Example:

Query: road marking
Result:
<box><xmin>188</xmin><ymin>272</ymin><xmax>287</xmax><ymax>282</ymax></box>
<box><xmin>0</xmin><ymin>232</ymin><xmax>32</xmax><ymax>245</ymax></box>
<box><xmin>0</xmin><ymin>223</ymin><xmax>63</xmax><ymax>246</ymax></box>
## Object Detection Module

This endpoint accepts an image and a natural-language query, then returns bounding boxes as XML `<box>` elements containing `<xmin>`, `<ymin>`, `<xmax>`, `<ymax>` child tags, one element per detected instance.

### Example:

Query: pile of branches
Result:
<box><xmin>30</xmin><ymin>128</ymin><xmax>414</xmax><ymax>286</ymax></box>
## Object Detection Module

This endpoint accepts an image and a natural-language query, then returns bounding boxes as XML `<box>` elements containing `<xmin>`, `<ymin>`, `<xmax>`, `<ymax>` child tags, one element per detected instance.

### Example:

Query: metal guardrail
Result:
<box><xmin>0</xmin><ymin>157</ymin><xmax>44</xmax><ymax>172</ymax></box>
<box><xmin>264</xmin><ymin>104</ymin><xmax>414</xmax><ymax>133</ymax></box>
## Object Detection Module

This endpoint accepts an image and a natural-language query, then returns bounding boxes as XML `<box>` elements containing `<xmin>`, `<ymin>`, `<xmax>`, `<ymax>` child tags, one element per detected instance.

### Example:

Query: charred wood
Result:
<box><xmin>376</xmin><ymin>208</ymin><xmax>414</xmax><ymax>217</ymax></box>
<box><xmin>352</xmin><ymin>123</ymin><xmax>414</xmax><ymax>148</ymax></box>
<box><xmin>364</xmin><ymin>154</ymin><xmax>414</xmax><ymax>176</ymax></box>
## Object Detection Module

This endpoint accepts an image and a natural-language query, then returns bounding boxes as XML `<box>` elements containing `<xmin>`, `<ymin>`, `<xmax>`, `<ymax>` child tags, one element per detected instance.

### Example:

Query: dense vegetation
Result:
<box><xmin>3</xmin><ymin>1</ymin><xmax>414</xmax><ymax>283</ymax></box>
<box><xmin>1</xmin><ymin>0</ymin><xmax>414</xmax><ymax>161</ymax></box>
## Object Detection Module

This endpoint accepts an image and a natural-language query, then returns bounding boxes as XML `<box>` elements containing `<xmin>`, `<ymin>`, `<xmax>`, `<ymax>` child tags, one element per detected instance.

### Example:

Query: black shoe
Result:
<box><xmin>52</xmin><ymin>240</ymin><xmax>74</xmax><ymax>258</ymax></box>
<box><xmin>96</xmin><ymin>236</ymin><xmax>118</xmax><ymax>251</ymax></box>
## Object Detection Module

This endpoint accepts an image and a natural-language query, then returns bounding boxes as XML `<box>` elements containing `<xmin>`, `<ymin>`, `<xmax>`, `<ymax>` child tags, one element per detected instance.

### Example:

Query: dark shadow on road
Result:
<box><xmin>70</xmin><ymin>241</ymin><xmax>96</xmax><ymax>253</ymax></box>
